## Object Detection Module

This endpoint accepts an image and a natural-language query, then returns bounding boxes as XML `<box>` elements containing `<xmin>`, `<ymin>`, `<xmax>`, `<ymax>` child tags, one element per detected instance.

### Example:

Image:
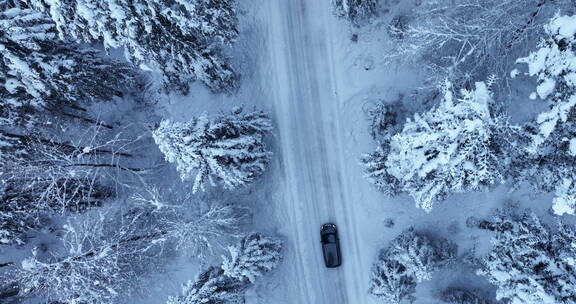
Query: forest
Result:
<box><xmin>1</xmin><ymin>0</ymin><xmax>576</xmax><ymax>303</ymax></box>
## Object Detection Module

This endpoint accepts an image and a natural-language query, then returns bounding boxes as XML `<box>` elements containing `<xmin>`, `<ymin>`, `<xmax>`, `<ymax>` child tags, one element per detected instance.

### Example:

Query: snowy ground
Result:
<box><xmin>129</xmin><ymin>1</ymin><xmax>568</xmax><ymax>304</ymax></box>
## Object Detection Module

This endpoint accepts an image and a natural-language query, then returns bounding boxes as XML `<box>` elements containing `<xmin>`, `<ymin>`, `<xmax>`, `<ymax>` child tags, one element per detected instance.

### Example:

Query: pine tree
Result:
<box><xmin>221</xmin><ymin>232</ymin><xmax>283</xmax><ymax>283</ymax></box>
<box><xmin>385</xmin><ymin>81</ymin><xmax>505</xmax><ymax>212</ymax></box>
<box><xmin>361</xmin><ymin>144</ymin><xmax>401</xmax><ymax>197</ymax></box>
<box><xmin>361</xmin><ymin>101</ymin><xmax>404</xmax><ymax>197</ymax></box>
<box><xmin>167</xmin><ymin>266</ymin><xmax>247</xmax><ymax>304</ymax></box>
<box><xmin>514</xmin><ymin>14</ymin><xmax>576</xmax><ymax>149</ymax></box>
<box><xmin>0</xmin><ymin>8</ymin><xmax>140</xmax><ymax>127</ymax></box>
<box><xmin>438</xmin><ymin>288</ymin><xmax>492</xmax><ymax>304</ymax></box>
<box><xmin>331</xmin><ymin>0</ymin><xmax>377</xmax><ymax>25</ymax></box>
<box><xmin>0</xmin><ymin>182</ymin><xmax>38</xmax><ymax>246</ymax></box>
<box><xmin>153</xmin><ymin>107</ymin><xmax>272</xmax><ymax>193</ymax></box>
<box><xmin>369</xmin><ymin>228</ymin><xmax>456</xmax><ymax>303</ymax></box>
<box><xmin>369</xmin><ymin>258</ymin><xmax>417</xmax><ymax>304</ymax></box>
<box><xmin>510</xmin><ymin>14</ymin><xmax>576</xmax><ymax>215</ymax></box>
<box><xmin>477</xmin><ymin>211</ymin><xmax>576</xmax><ymax>304</ymax></box>
<box><xmin>23</xmin><ymin>0</ymin><xmax>238</xmax><ymax>92</ymax></box>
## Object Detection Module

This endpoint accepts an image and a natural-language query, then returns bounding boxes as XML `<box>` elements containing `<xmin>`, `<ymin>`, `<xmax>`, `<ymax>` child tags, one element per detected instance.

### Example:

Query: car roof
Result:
<box><xmin>323</xmin><ymin>243</ymin><xmax>341</xmax><ymax>267</ymax></box>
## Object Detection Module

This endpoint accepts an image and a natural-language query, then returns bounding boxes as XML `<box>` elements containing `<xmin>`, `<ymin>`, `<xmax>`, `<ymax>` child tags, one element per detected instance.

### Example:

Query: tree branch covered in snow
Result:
<box><xmin>437</xmin><ymin>287</ymin><xmax>492</xmax><ymax>304</ymax></box>
<box><xmin>22</xmin><ymin>0</ymin><xmax>239</xmax><ymax>92</ymax></box>
<box><xmin>477</xmin><ymin>210</ymin><xmax>576</xmax><ymax>304</ymax></box>
<box><xmin>221</xmin><ymin>232</ymin><xmax>282</xmax><ymax>283</ymax></box>
<box><xmin>7</xmin><ymin>191</ymin><xmax>246</xmax><ymax>303</ymax></box>
<box><xmin>0</xmin><ymin>125</ymin><xmax>142</xmax><ymax>245</ymax></box>
<box><xmin>0</xmin><ymin>8</ymin><xmax>141</xmax><ymax>127</ymax></box>
<box><xmin>11</xmin><ymin>211</ymin><xmax>163</xmax><ymax>304</ymax></box>
<box><xmin>367</xmin><ymin>81</ymin><xmax>513</xmax><ymax>212</ymax></box>
<box><xmin>514</xmin><ymin>14</ymin><xmax>576</xmax><ymax>150</ymax></box>
<box><xmin>168</xmin><ymin>232</ymin><xmax>282</xmax><ymax>304</ymax></box>
<box><xmin>369</xmin><ymin>228</ymin><xmax>456</xmax><ymax>303</ymax></box>
<box><xmin>361</xmin><ymin>101</ymin><xmax>405</xmax><ymax>197</ymax></box>
<box><xmin>167</xmin><ymin>266</ymin><xmax>248</xmax><ymax>304</ymax></box>
<box><xmin>331</xmin><ymin>0</ymin><xmax>377</xmax><ymax>25</ymax></box>
<box><xmin>386</xmin><ymin>0</ymin><xmax>564</xmax><ymax>85</ymax></box>
<box><xmin>509</xmin><ymin>14</ymin><xmax>576</xmax><ymax>215</ymax></box>
<box><xmin>153</xmin><ymin>107</ymin><xmax>273</xmax><ymax>193</ymax></box>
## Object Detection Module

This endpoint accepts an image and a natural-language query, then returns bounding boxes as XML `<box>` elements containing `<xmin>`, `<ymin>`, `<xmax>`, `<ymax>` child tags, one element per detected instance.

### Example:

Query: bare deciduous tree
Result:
<box><xmin>386</xmin><ymin>0</ymin><xmax>565</xmax><ymax>87</ymax></box>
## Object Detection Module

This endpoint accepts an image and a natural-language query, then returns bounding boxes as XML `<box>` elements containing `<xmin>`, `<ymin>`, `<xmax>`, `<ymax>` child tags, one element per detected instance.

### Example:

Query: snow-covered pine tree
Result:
<box><xmin>514</xmin><ymin>14</ymin><xmax>576</xmax><ymax>149</ymax></box>
<box><xmin>369</xmin><ymin>258</ymin><xmax>417</xmax><ymax>303</ymax></box>
<box><xmin>361</xmin><ymin>144</ymin><xmax>401</xmax><ymax>197</ymax></box>
<box><xmin>23</xmin><ymin>0</ymin><xmax>238</xmax><ymax>92</ymax></box>
<box><xmin>0</xmin><ymin>131</ymin><xmax>37</xmax><ymax>246</ymax></box>
<box><xmin>331</xmin><ymin>0</ymin><xmax>377</xmax><ymax>25</ymax></box>
<box><xmin>361</xmin><ymin>101</ymin><xmax>404</xmax><ymax>197</ymax></box>
<box><xmin>385</xmin><ymin>81</ymin><xmax>505</xmax><ymax>212</ymax></box>
<box><xmin>385</xmin><ymin>228</ymin><xmax>456</xmax><ymax>281</ymax></box>
<box><xmin>0</xmin><ymin>182</ymin><xmax>39</xmax><ymax>246</ymax></box>
<box><xmin>369</xmin><ymin>228</ymin><xmax>456</xmax><ymax>303</ymax></box>
<box><xmin>368</xmin><ymin>101</ymin><xmax>404</xmax><ymax>142</ymax></box>
<box><xmin>507</xmin><ymin>135</ymin><xmax>576</xmax><ymax>216</ymax></box>
<box><xmin>221</xmin><ymin>232</ymin><xmax>283</xmax><ymax>283</ymax></box>
<box><xmin>508</xmin><ymin>15</ymin><xmax>576</xmax><ymax>215</ymax></box>
<box><xmin>0</xmin><ymin>8</ymin><xmax>140</xmax><ymax>127</ymax></box>
<box><xmin>438</xmin><ymin>288</ymin><xmax>492</xmax><ymax>304</ymax></box>
<box><xmin>167</xmin><ymin>266</ymin><xmax>247</xmax><ymax>304</ymax></box>
<box><xmin>477</xmin><ymin>211</ymin><xmax>576</xmax><ymax>304</ymax></box>
<box><xmin>153</xmin><ymin>107</ymin><xmax>272</xmax><ymax>193</ymax></box>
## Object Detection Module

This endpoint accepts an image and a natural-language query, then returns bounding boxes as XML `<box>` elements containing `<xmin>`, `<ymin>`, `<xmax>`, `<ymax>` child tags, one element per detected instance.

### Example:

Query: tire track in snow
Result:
<box><xmin>263</xmin><ymin>0</ymin><xmax>370</xmax><ymax>303</ymax></box>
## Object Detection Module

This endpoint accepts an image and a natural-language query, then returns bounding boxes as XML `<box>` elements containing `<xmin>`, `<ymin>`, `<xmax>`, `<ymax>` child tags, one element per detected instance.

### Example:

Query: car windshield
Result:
<box><xmin>323</xmin><ymin>234</ymin><xmax>336</xmax><ymax>243</ymax></box>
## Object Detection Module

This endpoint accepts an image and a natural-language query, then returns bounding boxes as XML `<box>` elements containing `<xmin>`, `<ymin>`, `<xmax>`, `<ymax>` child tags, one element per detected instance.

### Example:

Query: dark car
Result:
<box><xmin>320</xmin><ymin>223</ymin><xmax>342</xmax><ymax>268</ymax></box>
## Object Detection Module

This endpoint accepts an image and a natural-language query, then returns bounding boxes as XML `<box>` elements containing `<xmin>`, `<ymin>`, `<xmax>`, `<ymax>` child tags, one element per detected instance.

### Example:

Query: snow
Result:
<box><xmin>536</xmin><ymin>78</ymin><xmax>556</xmax><ymax>99</ymax></box>
<box><xmin>20</xmin><ymin>258</ymin><xmax>35</xmax><ymax>271</ymax></box>
<box><xmin>510</xmin><ymin>69</ymin><xmax>519</xmax><ymax>78</ymax></box>
<box><xmin>546</xmin><ymin>14</ymin><xmax>576</xmax><ymax>39</ymax></box>
<box><xmin>552</xmin><ymin>178</ymin><xmax>576</xmax><ymax>216</ymax></box>
<box><xmin>139</xmin><ymin>1</ymin><xmax>555</xmax><ymax>303</ymax></box>
<box><xmin>553</xmin><ymin>195</ymin><xmax>575</xmax><ymax>216</ymax></box>
<box><xmin>4</xmin><ymin>2</ymin><xmax>576</xmax><ymax>304</ymax></box>
<box><xmin>570</xmin><ymin>138</ymin><xmax>576</xmax><ymax>156</ymax></box>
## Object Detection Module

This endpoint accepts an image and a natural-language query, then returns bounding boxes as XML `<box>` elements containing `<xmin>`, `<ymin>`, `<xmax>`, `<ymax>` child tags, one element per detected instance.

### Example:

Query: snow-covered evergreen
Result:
<box><xmin>514</xmin><ymin>14</ymin><xmax>576</xmax><ymax>149</ymax></box>
<box><xmin>153</xmin><ymin>107</ymin><xmax>272</xmax><ymax>193</ymax></box>
<box><xmin>509</xmin><ymin>14</ymin><xmax>576</xmax><ymax>215</ymax></box>
<box><xmin>0</xmin><ymin>182</ymin><xmax>38</xmax><ymax>246</ymax></box>
<box><xmin>438</xmin><ymin>288</ymin><xmax>492</xmax><ymax>304</ymax></box>
<box><xmin>22</xmin><ymin>0</ymin><xmax>238</xmax><ymax>92</ymax></box>
<box><xmin>331</xmin><ymin>0</ymin><xmax>377</xmax><ymax>25</ymax></box>
<box><xmin>0</xmin><ymin>8</ymin><xmax>140</xmax><ymax>127</ymax></box>
<box><xmin>167</xmin><ymin>266</ymin><xmax>247</xmax><ymax>304</ymax></box>
<box><xmin>477</xmin><ymin>210</ymin><xmax>576</xmax><ymax>304</ymax></box>
<box><xmin>222</xmin><ymin>232</ymin><xmax>283</xmax><ymax>283</ymax></box>
<box><xmin>361</xmin><ymin>144</ymin><xmax>401</xmax><ymax>197</ymax></box>
<box><xmin>361</xmin><ymin>101</ymin><xmax>404</xmax><ymax>196</ymax></box>
<box><xmin>369</xmin><ymin>228</ymin><xmax>456</xmax><ymax>303</ymax></box>
<box><xmin>369</xmin><ymin>258</ymin><xmax>417</xmax><ymax>303</ymax></box>
<box><xmin>385</xmin><ymin>81</ymin><xmax>506</xmax><ymax>212</ymax></box>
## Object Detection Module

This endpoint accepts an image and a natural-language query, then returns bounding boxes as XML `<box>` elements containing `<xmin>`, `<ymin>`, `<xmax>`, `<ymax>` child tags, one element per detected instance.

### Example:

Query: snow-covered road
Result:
<box><xmin>262</xmin><ymin>1</ymin><xmax>378</xmax><ymax>303</ymax></box>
